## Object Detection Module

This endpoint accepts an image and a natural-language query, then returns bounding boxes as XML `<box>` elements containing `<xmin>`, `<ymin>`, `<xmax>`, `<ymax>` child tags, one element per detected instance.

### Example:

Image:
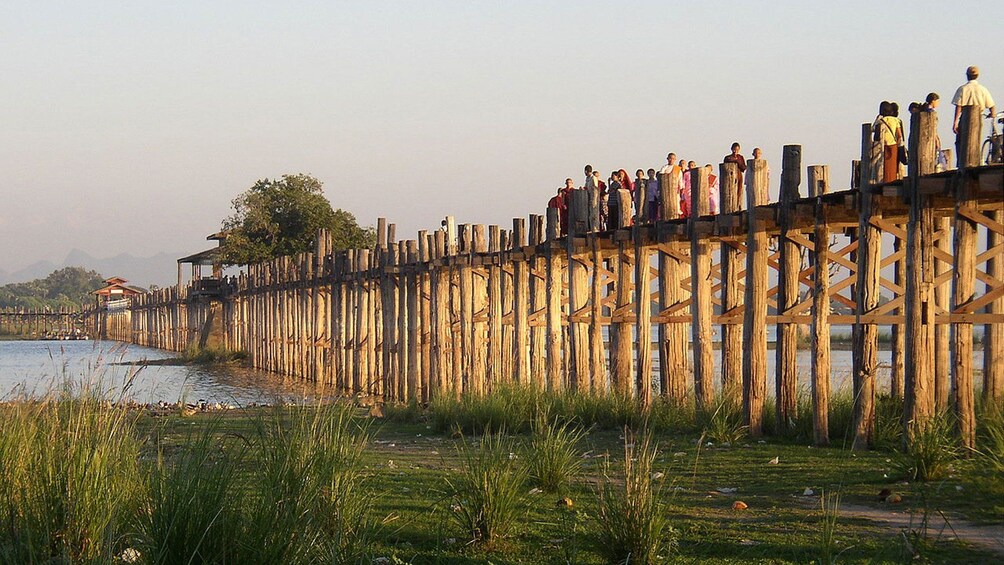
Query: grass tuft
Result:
<box><xmin>526</xmin><ymin>414</ymin><xmax>585</xmax><ymax>494</ymax></box>
<box><xmin>445</xmin><ymin>432</ymin><xmax>528</xmax><ymax>546</ymax></box>
<box><xmin>699</xmin><ymin>397</ymin><xmax>747</xmax><ymax>445</ymax></box>
<box><xmin>894</xmin><ymin>413</ymin><xmax>960</xmax><ymax>482</ymax></box>
<box><xmin>241</xmin><ymin>403</ymin><xmax>375</xmax><ymax>564</ymax></box>
<box><xmin>594</xmin><ymin>430</ymin><xmax>676</xmax><ymax>565</ymax></box>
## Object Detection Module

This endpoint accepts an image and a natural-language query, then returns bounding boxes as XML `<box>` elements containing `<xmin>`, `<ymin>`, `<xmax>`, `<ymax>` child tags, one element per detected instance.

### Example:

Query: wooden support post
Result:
<box><xmin>689</xmin><ymin>167</ymin><xmax>714</xmax><ymax>410</ymax></box>
<box><xmin>545</xmin><ymin>208</ymin><xmax>563</xmax><ymax>390</ymax></box>
<box><xmin>611</xmin><ymin>234</ymin><xmax>632</xmax><ymax>396</ymax></box>
<box><xmin>953</xmin><ymin>105</ymin><xmax>981</xmax><ymax>450</ymax></box>
<box><xmin>448</xmin><ymin>233</ymin><xmax>462</xmax><ymax>399</ymax></box>
<box><xmin>904</xmin><ymin>109</ymin><xmax>938</xmax><ymax>440</ymax></box>
<box><xmin>744</xmin><ymin>158</ymin><xmax>770</xmax><ymax>432</ymax></box>
<box><xmin>589</xmin><ymin>234</ymin><xmax>607</xmax><ymax>393</ymax></box>
<box><xmin>500</xmin><ymin>229</ymin><xmax>514</xmax><ymax>382</ymax></box>
<box><xmin>853</xmin><ymin>124</ymin><xmax>883</xmax><ymax>450</ymax></box>
<box><xmin>387</xmin><ymin>239</ymin><xmax>402</xmax><ymax>400</ymax></box>
<box><xmin>358</xmin><ymin>250</ymin><xmax>373</xmax><ymax>395</ymax></box>
<box><xmin>934</xmin><ymin>216</ymin><xmax>952</xmax><ymax>409</ymax></box>
<box><xmin>775</xmin><ymin>145</ymin><xmax>802</xmax><ymax>438</ymax></box>
<box><xmin>616</xmin><ymin>190</ymin><xmax>632</xmax><ymax>231</ymax></box>
<box><xmin>487</xmin><ymin>226</ymin><xmax>504</xmax><ymax>390</ymax></box>
<box><xmin>659</xmin><ymin>242</ymin><xmax>688</xmax><ymax>401</ymax></box>
<box><xmin>458</xmin><ymin>225</ymin><xmax>474</xmax><ymax>395</ymax></box>
<box><xmin>635</xmin><ymin>225</ymin><xmax>652</xmax><ymax>407</ymax></box>
<box><xmin>431</xmin><ymin>230</ymin><xmax>449</xmax><ymax>400</ymax></box>
<box><xmin>343</xmin><ymin>252</ymin><xmax>356</xmax><ymax>392</ymax></box>
<box><xmin>512</xmin><ymin>218</ymin><xmax>530</xmax><ymax>386</ymax></box>
<box><xmin>471</xmin><ymin>225</ymin><xmax>488</xmax><ymax>395</ymax></box>
<box><xmin>985</xmin><ymin>208</ymin><xmax>1004</xmax><ymax>402</ymax></box>
<box><xmin>406</xmin><ymin>240</ymin><xmax>420</xmax><ymax>401</ymax></box>
<box><xmin>483</xmin><ymin>223</ymin><xmax>501</xmax><ymax>391</ymax></box>
<box><xmin>659</xmin><ymin>170</ymin><xmax>681</xmax><ymax>220</ymax></box>
<box><xmin>810</xmin><ymin>164</ymin><xmax>831</xmax><ymax>446</ymax></box>
<box><xmin>419</xmin><ymin>233</ymin><xmax>432</xmax><ymax>402</ymax></box>
<box><xmin>719</xmin><ymin>161</ymin><xmax>743</xmax><ymax>400</ymax></box>
<box><xmin>567</xmin><ymin>190</ymin><xmax>590</xmax><ymax>391</ymax></box>
<box><xmin>891</xmin><ymin>231</ymin><xmax>906</xmax><ymax>399</ymax></box>
<box><xmin>529</xmin><ymin>215</ymin><xmax>547</xmax><ymax>388</ymax></box>
<box><xmin>396</xmin><ymin>241</ymin><xmax>410</xmax><ymax>400</ymax></box>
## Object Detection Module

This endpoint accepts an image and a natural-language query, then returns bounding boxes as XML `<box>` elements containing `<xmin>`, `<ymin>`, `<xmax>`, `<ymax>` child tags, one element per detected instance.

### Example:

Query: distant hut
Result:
<box><xmin>92</xmin><ymin>277</ymin><xmax>147</xmax><ymax>310</ymax></box>
<box><xmin>177</xmin><ymin>231</ymin><xmax>227</xmax><ymax>296</ymax></box>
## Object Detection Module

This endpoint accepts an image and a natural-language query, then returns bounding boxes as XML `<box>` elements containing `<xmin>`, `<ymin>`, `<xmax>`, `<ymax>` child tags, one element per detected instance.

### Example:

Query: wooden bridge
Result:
<box><xmin>0</xmin><ymin>307</ymin><xmax>91</xmax><ymax>339</ymax></box>
<box><xmin>9</xmin><ymin>107</ymin><xmax>1004</xmax><ymax>449</ymax></box>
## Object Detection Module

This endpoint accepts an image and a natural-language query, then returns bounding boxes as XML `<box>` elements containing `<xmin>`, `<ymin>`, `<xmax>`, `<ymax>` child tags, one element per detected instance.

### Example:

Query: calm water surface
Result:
<box><xmin>0</xmin><ymin>340</ymin><xmax>331</xmax><ymax>404</ymax></box>
<box><xmin>1</xmin><ymin>339</ymin><xmax>984</xmax><ymax>403</ymax></box>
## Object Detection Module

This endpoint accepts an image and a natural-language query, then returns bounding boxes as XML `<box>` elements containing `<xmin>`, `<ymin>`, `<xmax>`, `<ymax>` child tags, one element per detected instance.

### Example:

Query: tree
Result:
<box><xmin>220</xmin><ymin>174</ymin><xmax>375</xmax><ymax>266</ymax></box>
<box><xmin>0</xmin><ymin>267</ymin><xmax>105</xmax><ymax>309</ymax></box>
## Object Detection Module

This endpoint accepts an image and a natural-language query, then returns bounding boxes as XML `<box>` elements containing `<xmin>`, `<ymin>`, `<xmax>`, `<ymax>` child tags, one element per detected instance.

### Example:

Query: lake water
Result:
<box><xmin>0</xmin><ymin>339</ymin><xmax>985</xmax><ymax>403</ymax></box>
<box><xmin>0</xmin><ymin>340</ymin><xmax>331</xmax><ymax>404</ymax></box>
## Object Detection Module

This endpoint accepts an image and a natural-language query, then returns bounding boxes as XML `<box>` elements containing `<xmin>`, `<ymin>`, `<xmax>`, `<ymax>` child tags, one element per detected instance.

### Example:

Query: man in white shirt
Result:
<box><xmin>659</xmin><ymin>152</ymin><xmax>677</xmax><ymax>175</ymax></box>
<box><xmin>952</xmin><ymin>66</ymin><xmax>996</xmax><ymax>134</ymax></box>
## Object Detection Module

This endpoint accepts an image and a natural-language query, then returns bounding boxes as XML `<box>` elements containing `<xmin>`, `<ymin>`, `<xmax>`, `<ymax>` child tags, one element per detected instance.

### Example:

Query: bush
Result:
<box><xmin>594</xmin><ymin>430</ymin><xmax>675</xmax><ymax>565</ymax></box>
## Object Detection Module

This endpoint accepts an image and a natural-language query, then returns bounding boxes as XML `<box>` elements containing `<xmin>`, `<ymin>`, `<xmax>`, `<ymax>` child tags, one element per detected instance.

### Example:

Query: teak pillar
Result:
<box><xmin>689</xmin><ymin>167</ymin><xmax>714</xmax><ymax>410</ymax></box>
<box><xmin>743</xmin><ymin>158</ymin><xmax>770</xmax><ymax>433</ymax></box>
<box><xmin>775</xmin><ymin>145</ymin><xmax>802</xmax><ymax>437</ymax></box>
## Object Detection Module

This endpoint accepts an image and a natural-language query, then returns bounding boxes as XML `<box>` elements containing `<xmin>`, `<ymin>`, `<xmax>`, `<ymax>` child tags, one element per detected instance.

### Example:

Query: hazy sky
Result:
<box><xmin>1</xmin><ymin>1</ymin><xmax>1000</xmax><ymax>272</ymax></box>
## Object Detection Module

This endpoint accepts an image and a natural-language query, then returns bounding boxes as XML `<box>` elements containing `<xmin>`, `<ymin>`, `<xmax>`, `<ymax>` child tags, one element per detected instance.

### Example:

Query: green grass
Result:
<box><xmin>0</xmin><ymin>388</ymin><xmax>144</xmax><ymax>564</ymax></box>
<box><xmin>180</xmin><ymin>345</ymin><xmax>247</xmax><ymax>364</ymax></box>
<box><xmin>2</xmin><ymin>383</ymin><xmax>1003</xmax><ymax>564</ymax></box>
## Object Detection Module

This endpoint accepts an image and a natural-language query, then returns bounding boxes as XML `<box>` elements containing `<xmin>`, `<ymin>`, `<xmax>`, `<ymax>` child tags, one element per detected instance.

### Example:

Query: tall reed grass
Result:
<box><xmin>142</xmin><ymin>419</ymin><xmax>244</xmax><ymax>565</ymax></box>
<box><xmin>0</xmin><ymin>390</ymin><xmax>144</xmax><ymax>564</ymax></box>
<box><xmin>894</xmin><ymin>413</ymin><xmax>960</xmax><ymax>482</ymax></box>
<box><xmin>429</xmin><ymin>384</ymin><xmax>696</xmax><ymax>436</ymax></box>
<box><xmin>0</xmin><ymin>383</ymin><xmax>377</xmax><ymax>565</ymax></box>
<box><xmin>526</xmin><ymin>414</ymin><xmax>585</xmax><ymax>493</ymax></box>
<box><xmin>594</xmin><ymin>430</ymin><xmax>675</xmax><ymax>565</ymax></box>
<box><xmin>241</xmin><ymin>403</ymin><xmax>375</xmax><ymax>564</ymax></box>
<box><xmin>445</xmin><ymin>432</ymin><xmax>528</xmax><ymax>546</ymax></box>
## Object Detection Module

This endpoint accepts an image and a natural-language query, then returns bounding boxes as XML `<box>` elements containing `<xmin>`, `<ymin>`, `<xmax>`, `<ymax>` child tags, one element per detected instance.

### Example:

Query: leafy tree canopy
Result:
<box><xmin>0</xmin><ymin>267</ymin><xmax>105</xmax><ymax>309</ymax></box>
<box><xmin>220</xmin><ymin>174</ymin><xmax>375</xmax><ymax>266</ymax></box>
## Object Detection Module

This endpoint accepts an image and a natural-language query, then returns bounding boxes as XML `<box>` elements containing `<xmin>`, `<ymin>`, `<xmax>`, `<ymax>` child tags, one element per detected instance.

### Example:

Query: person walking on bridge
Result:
<box><xmin>873</xmin><ymin>100</ymin><xmax>904</xmax><ymax>183</ymax></box>
<box><xmin>952</xmin><ymin>66</ymin><xmax>996</xmax><ymax>134</ymax></box>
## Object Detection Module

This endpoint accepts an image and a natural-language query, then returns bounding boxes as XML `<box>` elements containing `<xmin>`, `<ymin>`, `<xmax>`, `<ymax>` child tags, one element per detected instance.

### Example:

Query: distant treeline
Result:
<box><xmin>0</xmin><ymin>267</ymin><xmax>104</xmax><ymax>310</ymax></box>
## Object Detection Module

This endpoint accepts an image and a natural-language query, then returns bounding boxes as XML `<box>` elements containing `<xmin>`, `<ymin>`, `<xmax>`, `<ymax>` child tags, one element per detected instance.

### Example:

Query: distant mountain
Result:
<box><xmin>2</xmin><ymin>260</ymin><xmax>59</xmax><ymax>285</ymax></box>
<box><xmin>0</xmin><ymin>249</ymin><xmax>184</xmax><ymax>288</ymax></box>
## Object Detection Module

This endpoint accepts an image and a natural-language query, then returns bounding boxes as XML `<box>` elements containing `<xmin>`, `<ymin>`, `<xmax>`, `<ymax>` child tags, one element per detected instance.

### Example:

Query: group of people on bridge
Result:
<box><xmin>873</xmin><ymin>65</ymin><xmax>997</xmax><ymax>183</ymax></box>
<box><xmin>546</xmin><ymin>66</ymin><xmax>998</xmax><ymax>237</ymax></box>
<box><xmin>546</xmin><ymin>143</ymin><xmax>765</xmax><ymax>236</ymax></box>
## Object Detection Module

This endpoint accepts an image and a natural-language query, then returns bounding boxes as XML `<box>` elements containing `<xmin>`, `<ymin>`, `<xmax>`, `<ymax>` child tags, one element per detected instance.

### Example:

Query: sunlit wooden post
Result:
<box><xmin>809</xmin><ymin>164</ymin><xmax>831</xmax><ymax>446</ymax></box>
<box><xmin>744</xmin><ymin>158</ymin><xmax>770</xmax><ymax>433</ymax></box>
<box><xmin>689</xmin><ymin>167</ymin><xmax>714</xmax><ymax>410</ymax></box>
